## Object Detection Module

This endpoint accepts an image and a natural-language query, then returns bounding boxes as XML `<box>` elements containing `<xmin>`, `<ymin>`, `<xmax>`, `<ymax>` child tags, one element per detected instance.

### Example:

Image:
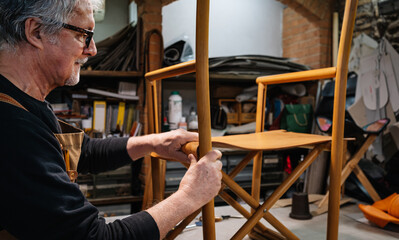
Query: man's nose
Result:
<box><xmin>84</xmin><ymin>38</ymin><xmax>97</xmax><ymax>57</ymax></box>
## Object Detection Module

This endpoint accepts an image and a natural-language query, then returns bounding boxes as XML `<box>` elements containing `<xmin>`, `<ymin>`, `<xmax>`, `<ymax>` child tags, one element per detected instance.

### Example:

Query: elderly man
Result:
<box><xmin>0</xmin><ymin>0</ymin><xmax>222</xmax><ymax>239</ymax></box>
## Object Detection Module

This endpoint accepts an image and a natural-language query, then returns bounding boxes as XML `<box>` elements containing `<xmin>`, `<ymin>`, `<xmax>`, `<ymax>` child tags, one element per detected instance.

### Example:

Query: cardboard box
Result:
<box><xmin>240</xmin><ymin>113</ymin><xmax>256</xmax><ymax>123</ymax></box>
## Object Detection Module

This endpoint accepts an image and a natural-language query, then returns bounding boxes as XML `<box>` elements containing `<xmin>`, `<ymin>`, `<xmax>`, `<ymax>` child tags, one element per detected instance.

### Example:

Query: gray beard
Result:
<box><xmin>65</xmin><ymin>67</ymin><xmax>80</xmax><ymax>86</ymax></box>
<box><xmin>66</xmin><ymin>58</ymin><xmax>88</xmax><ymax>86</ymax></box>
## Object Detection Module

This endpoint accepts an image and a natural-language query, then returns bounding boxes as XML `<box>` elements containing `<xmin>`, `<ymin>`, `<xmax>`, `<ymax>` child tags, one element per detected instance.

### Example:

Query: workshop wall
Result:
<box><xmin>161</xmin><ymin>0</ymin><xmax>284</xmax><ymax>58</ymax></box>
<box><xmin>280</xmin><ymin>0</ymin><xmax>399</xmax><ymax>69</ymax></box>
<box><xmin>137</xmin><ymin>0</ymin><xmax>162</xmax><ymax>35</ymax></box>
<box><xmin>95</xmin><ymin>0</ymin><xmax>129</xmax><ymax>42</ymax></box>
<box><xmin>279</xmin><ymin>0</ymin><xmax>333</xmax><ymax>69</ymax></box>
<box><xmin>137</xmin><ymin>0</ymin><xmax>163</xmax><ymax>69</ymax></box>
<box><xmin>342</xmin><ymin>0</ymin><xmax>399</xmax><ymax>52</ymax></box>
<box><xmin>136</xmin><ymin>0</ymin><xmax>335</xmax><ymax>69</ymax></box>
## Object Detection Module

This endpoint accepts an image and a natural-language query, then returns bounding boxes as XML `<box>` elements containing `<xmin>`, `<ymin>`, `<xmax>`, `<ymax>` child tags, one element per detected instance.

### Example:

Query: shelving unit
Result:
<box><xmin>80</xmin><ymin>70</ymin><xmax>143</xmax><ymax>78</ymax></box>
<box><xmin>46</xmin><ymin>69</ymin><xmax>145</xmax><ymax>213</ymax></box>
<box><xmin>88</xmin><ymin>195</ymin><xmax>143</xmax><ymax>206</ymax></box>
<box><xmin>218</xmin><ymin>99</ymin><xmax>257</xmax><ymax>125</ymax></box>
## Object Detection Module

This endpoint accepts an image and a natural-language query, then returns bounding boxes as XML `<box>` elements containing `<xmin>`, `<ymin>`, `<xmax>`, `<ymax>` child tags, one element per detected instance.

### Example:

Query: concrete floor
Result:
<box><xmin>104</xmin><ymin>197</ymin><xmax>399</xmax><ymax>239</ymax></box>
<box><xmin>174</xmin><ymin>199</ymin><xmax>399</xmax><ymax>240</ymax></box>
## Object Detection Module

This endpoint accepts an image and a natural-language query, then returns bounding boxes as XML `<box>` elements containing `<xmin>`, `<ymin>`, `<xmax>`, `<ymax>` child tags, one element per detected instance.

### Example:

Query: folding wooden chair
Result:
<box><xmin>311</xmin><ymin>74</ymin><xmax>390</xmax><ymax>215</ymax></box>
<box><xmin>314</xmin><ymin>118</ymin><xmax>390</xmax><ymax>215</ymax></box>
<box><xmin>144</xmin><ymin>0</ymin><xmax>359</xmax><ymax>239</ymax></box>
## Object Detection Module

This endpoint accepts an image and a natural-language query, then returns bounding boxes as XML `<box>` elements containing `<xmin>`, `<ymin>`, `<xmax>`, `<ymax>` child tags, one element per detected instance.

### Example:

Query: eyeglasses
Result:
<box><xmin>62</xmin><ymin>23</ymin><xmax>94</xmax><ymax>48</ymax></box>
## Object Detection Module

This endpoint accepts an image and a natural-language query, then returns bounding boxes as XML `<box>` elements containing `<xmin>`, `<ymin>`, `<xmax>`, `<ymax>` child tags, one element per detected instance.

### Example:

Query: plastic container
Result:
<box><xmin>178</xmin><ymin>116</ymin><xmax>187</xmax><ymax>130</ymax></box>
<box><xmin>188</xmin><ymin>111</ymin><xmax>198</xmax><ymax>130</ymax></box>
<box><xmin>162</xmin><ymin>116</ymin><xmax>170</xmax><ymax>132</ymax></box>
<box><xmin>168</xmin><ymin>91</ymin><xmax>182</xmax><ymax>129</ymax></box>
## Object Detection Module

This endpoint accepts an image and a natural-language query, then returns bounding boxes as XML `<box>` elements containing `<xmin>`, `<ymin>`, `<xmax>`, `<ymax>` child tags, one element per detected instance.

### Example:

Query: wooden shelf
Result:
<box><xmin>219</xmin><ymin>99</ymin><xmax>257</xmax><ymax>125</ymax></box>
<box><xmin>87</xmin><ymin>88</ymin><xmax>139</xmax><ymax>101</ymax></box>
<box><xmin>80</xmin><ymin>70</ymin><xmax>143</xmax><ymax>78</ymax></box>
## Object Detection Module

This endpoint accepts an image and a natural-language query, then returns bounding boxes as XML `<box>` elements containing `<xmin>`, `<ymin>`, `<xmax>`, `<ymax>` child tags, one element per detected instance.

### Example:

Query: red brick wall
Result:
<box><xmin>279</xmin><ymin>0</ymin><xmax>333</xmax><ymax>69</ymax></box>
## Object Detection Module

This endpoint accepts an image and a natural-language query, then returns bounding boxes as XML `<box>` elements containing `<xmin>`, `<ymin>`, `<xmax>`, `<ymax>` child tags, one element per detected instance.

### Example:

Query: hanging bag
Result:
<box><xmin>281</xmin><ymin>104</ymin><xmax>313</xmax><ymax>133</ymax></box>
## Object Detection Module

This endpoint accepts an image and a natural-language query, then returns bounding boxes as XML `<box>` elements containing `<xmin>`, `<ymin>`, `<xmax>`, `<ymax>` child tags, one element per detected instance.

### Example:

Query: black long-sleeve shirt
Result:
<box><xmin>0</xmin><ymin>75</ymin><xmax>159</xmax><ymax>239</ymax></box>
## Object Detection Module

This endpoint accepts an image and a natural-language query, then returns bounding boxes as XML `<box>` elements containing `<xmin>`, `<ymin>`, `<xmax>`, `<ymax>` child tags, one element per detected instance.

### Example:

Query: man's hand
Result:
<box><xmin>152</xmin><ymin>129</ymin><xmax>199</xmax><ymax>163</ymax></box>
<box><xmin>178</xmin><ymin>150</ymin><xmax>223</xmax><ymax>207</ymax></box>
<box><xmin>126</xmin><ymin>129</ymin><xmax>198</xmax><ymax>162</ymax></box>
<box><xmin>146</xmin><ymin>150</ymin><xmax>223</xmax><ymax>238</ymax></box>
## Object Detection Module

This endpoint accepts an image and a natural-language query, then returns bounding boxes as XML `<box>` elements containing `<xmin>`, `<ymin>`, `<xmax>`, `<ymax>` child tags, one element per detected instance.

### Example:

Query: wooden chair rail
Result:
<box><xmin>256</xmin><ymin>67</ymin><xmax>337</xmax><ymax>85</ymax></box>
<box><xmin>150</xmin><ymin>142</ymin><xmax>199</xmax><ymax>161</ymax></box>
<box><xmin>144</xmin><ymin>60</ymin><xmax>195</xmax><ymax>82</ymax></box>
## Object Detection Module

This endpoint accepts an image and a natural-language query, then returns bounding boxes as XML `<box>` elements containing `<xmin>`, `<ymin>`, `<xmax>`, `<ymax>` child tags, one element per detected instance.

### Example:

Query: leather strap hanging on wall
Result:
<box><xmin>141</xmin><ymin>28</ymin><xmax>165</xmax><ymax>210</ymax></box>
<box><xmin>142</xmin><ymin>28</ymin><xmax>164</xmax><ymax>111</ymax></box>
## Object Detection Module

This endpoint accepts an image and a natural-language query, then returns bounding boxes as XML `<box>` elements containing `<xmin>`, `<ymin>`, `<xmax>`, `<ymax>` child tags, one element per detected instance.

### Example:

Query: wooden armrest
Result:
<box><xmin>145</xmin><ymin>60</ymin><xmax>196</xmax><ymax>82</ymax></box>
<box><xmin>149</xmin><ymin>141</ymin><xmax>199</xmax><ymax>161</ymax></box>
<box><xmin>256</xmin><ymin>67</ymin><xmax>336</xmax><ymax>85</ymax></box>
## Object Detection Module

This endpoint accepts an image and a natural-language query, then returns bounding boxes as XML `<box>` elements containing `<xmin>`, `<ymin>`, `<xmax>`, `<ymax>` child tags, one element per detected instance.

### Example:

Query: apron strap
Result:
<box><xmin>0</xmin><ymin>93</ymin><xmax>28</xmax><ymax>111</ymax></box>
<box><xmin>0</xmin><ymin>230</ymin><xmax>17</xmax><ymax>240</ymax></box>
<box><xmin>0</xmin><ymin>93</ymin><xmax>78</xmax><ymax>182</ymax></box>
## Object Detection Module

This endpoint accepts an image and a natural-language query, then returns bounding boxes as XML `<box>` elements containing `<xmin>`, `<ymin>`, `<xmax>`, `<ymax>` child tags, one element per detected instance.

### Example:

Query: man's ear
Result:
<box><xmin>25</xmin><ymin>18</ymin><xmax>44</xmax><ymax>50</ymax></box>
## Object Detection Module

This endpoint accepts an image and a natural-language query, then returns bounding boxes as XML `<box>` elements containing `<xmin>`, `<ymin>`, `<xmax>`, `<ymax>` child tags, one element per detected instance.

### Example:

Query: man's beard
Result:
<box><xmin>65</xmin><ymin>58</ymin><xmax>88</xmax><ymax>86</ymax></box>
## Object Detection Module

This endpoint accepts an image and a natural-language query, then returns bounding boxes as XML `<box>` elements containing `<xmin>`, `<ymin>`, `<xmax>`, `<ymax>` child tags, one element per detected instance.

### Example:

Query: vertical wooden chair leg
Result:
<box><xmin>152</xmin><ymin>158</ymin><xmax>165</xmax><ymax>202</ymax></box>
<box><xmin>327</xmin><ymin>135</ymin><xmax>347</xmax><ymax>239</ymax></box>
<box><xmin>251</xmin><ymin>152</ymin><xmax>263</xmax><ymax>208</ymax></box>
<box><xmin>327</xmin><ymin>0</ymin><xmax>358</xmax><ymax>238</ymax></box>
<box><xmin>195</xmin><ymin>0</ymin><xmax>215</xmax><ymax>239</ymax></box>
<box><xmin>142</xmin><ymin>157</ymin><xmax>153</xmax><ymax>209</ymax></box>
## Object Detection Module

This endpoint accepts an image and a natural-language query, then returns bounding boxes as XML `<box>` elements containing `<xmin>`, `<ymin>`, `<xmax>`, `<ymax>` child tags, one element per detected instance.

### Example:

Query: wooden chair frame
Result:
<box><xmin>144</xmin><ymin>0</ymin><xmax>359</xmax><ymax>239</ymax></box>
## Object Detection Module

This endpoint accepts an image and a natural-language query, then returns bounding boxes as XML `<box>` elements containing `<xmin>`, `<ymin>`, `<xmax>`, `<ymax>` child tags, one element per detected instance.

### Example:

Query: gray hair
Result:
<box><xmin>0</xmin><ymin>0</ymin><xmax>99</xmax><ymax>51</ymax></box>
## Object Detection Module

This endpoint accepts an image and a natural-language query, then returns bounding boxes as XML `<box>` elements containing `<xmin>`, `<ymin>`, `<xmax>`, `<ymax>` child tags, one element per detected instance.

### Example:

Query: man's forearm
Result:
<box><xmin>146</xmin><ymin>190</ymin><xmax>201</xmax><ymax>239</ymax></box>
<box><xmin>144</xmin><ymin>150</ymin><xmax>222</xmax><ymax>239</ymax></box>
<box><xmin>126</xmin><ymin>134</ymin><xmax>155</xmax><ymax>160</ymax></box>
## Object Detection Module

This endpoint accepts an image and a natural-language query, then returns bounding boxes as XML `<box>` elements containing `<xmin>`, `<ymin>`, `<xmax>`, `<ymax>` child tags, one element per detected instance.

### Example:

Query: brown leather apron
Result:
<box><xmin>0</xmin><ymin>93</ymin><xmax>84</xmax><ymax>239</ymax></box>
